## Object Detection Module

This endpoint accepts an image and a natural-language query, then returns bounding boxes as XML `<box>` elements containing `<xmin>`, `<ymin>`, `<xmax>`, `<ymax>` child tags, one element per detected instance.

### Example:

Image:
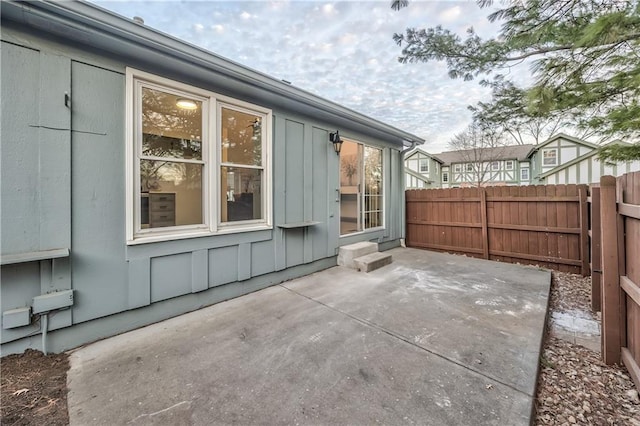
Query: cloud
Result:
<box><xmin>438</xmin><ymin>5</ymin><xmax>462</xmax><ymax>23</ymax></box>
<box><xmin>92</xmin><ymin>0</ymin><xmax>513</xmax><ymax>151</ymax></box>
<box><xmin>321</xmin><ymin>3</ymin><xmax>337</xmax><ymax>15</ymax></box>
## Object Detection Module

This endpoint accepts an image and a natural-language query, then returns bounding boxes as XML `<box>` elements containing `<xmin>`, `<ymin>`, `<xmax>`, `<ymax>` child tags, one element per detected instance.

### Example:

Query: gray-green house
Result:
<box><xmin>0</xmin><ymin>0</ymin><xmax>423</xmax><ymax>354</ymax></box>
<box><xmin>528</xmin><ymin>134</ymin><xmax>640</xmax><ymax>184</ymax></box>
<box><xmin>404</xmin><ymin>148</ymin><xmax>443</xmax><ymax>189</ymax></box>
<box><xmin>405</xmin><ymin>133</ymin><xmax>640</xmax><ymax>189</ymax></box>
<box><xmin>405</xmin><ymin>145</ymin><xmax>533</xmax><ymax>188</ymax></box>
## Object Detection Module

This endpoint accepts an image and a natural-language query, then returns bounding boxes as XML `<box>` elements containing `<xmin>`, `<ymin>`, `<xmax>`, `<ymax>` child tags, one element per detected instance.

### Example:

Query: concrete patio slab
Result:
<box><xmin>67</xmin><ymin>248</ymin><xmax>550</xmax><ymax>425</ymax></box>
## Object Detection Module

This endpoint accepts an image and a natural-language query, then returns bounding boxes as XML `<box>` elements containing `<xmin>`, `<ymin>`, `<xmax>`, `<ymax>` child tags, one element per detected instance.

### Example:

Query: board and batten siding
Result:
<box><xmin>535</xmin><ymin>136</ymin><xmax>595</xmax><ymax>175</ymax></box>
<box><xmin>1</xmin><ymin>26</ymin><xmax>405</xmax><ymax>353</ymax></box>
<box><xmin>545</xmin><ymin>156</ymin><xmax>640</xmax><ymax>185</ymax></box>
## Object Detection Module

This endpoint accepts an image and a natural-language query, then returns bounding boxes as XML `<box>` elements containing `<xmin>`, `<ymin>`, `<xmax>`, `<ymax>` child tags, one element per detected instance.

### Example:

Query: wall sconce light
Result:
<box><xmin>176</xmin><ymin>98</ymin><xmax>198</xmax><ymax>110</ymax></box>
<box><xmin>329</xmin><ymin>130</ymin><xmax>343</xmax><ymax>155</ymax></box>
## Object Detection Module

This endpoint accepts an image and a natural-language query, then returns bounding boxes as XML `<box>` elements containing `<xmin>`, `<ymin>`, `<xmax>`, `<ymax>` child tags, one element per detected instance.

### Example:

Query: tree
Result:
<box><xmin>468</xmin><ymin>76</ymin><xmax>597</xmax><ymax>145</ymax></box>
<box><xmin>447</xmin><ymin>124</ymin><xmax>509</xmax><ymax>187</ymax></box>
<box><xmin>392</xmin><ymin>0</ymin><xmax>640</xmax><ymax>160</ymax></box>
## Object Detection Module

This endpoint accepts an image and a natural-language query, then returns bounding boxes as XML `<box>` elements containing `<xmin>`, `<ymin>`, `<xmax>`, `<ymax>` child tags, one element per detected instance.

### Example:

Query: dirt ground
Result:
<box><xmin>1</xmin><ymin>271</ymin><xmax>638</xmax><ymax>425</ymax></box>
<box><xmin>1</xmin><ymin>349</ymin><xmax>69</xmax><ymax>426</ymax></box>
<box><xmin>535</xmin><ymin>272</ymin><xmax>640</xmax><ymax>425</ymax></box>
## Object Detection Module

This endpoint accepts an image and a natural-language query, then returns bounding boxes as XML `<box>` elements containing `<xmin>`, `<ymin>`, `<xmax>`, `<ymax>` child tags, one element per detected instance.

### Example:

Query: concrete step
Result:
<box><xmin>353</xmin><ymin>252</ymin><xmax>393</xmax><ymax>273</ymax></box>
<box><xmin>337</xmin><ymin>242</ymin><xmax>378</xmax><ymax>269</ymax></box>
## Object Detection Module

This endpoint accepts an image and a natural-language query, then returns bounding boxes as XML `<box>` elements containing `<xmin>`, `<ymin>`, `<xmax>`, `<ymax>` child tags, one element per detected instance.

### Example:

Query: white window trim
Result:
<box><xmin>419</xmin><ymin>158</ymin><xmax>429</xmax><ymax>173</ymax></box>
<box><xmin>542</xmin><ymin>148</ymin><xmax>558</xmax><ymax>166</ymax></box>
<box><xmin>491</xmin><ymin>161</ymin><xmax>500</xmax><ymax>171</ymax></box>
<box><xmin>521</xmin><ymin>167</ymin><xmax>530</xmax><ymax>181</ymax></box>
<box><xmin>442</xmin><ymin>172</ymin><xmax>449</xmax><ymax>183</ymax></box>
<box><xmin>125</xmin><ymin>68</ymin><xmax>272</xmax><ymax>244</ymax></box>
<box><xmin>505</xmin><ymin>160</ymin><xmax>514</xmax><ymax>170</ymax></box>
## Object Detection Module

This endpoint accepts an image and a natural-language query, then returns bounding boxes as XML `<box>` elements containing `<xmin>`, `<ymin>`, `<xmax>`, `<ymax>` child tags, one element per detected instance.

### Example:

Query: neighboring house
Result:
<box><xmin>0</xmin><ymin>1</ymin><xmax>423</xmax><ymax>354</ymax></box>
<box><xmin>404</xmin><ymin>148</ymin><xmax>443</xmax><ymax>189</ymax></box>
<box><xmin>528</xmin><ymin>135</ymin><xmax>640</xmax><ymax>185</ymax></box>
<box><xmin>405</xmin><ymin>145</ymin><xmax>533</xmax><ymax>188</ymax></box>
<box><xmin>435</xmin><ymin>144</ymin><xmax>534</xmax><ymax>188</ymax></box>
<box><xmin>405</xmin><ymin>133</ymin><xmax>640</xmax><ymax>189</ymax></box>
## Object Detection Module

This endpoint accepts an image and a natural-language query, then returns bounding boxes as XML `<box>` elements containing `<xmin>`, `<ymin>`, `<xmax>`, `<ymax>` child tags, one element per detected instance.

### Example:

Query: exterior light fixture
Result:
<box><xmin>176</xmin><ymin>98</ymin><xmax>198</xmax><ymax>110</ymax></box>
<box><xmin>329</xmin><ymin>130</ymin><xmax>343</xmax><ymax>155</ymax></box>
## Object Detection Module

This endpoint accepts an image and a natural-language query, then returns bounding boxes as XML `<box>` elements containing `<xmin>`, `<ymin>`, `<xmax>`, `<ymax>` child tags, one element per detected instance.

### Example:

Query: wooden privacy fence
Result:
<box><xmin>406</xmin><ymin>185</ymin><xmax>590</xmax><ymax>275</ymax></box>
<box><xmin>590</xmin><ymin>172</ymin><xmax>640</xmax><ymax>389</ymax></box>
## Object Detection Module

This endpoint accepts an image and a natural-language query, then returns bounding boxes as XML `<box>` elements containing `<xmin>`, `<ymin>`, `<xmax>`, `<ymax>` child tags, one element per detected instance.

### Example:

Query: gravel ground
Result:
<box><xmin>535</xmin><ymin>272</ymin><xmax>640</xmax><ymax>425</ymax></box>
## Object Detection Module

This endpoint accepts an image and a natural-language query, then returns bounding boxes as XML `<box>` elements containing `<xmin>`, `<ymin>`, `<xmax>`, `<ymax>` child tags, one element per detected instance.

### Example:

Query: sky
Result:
<box><xmin>93</xmin><ymin>0</ymin><xmax>509</xmax><ymax>153</ymax></box>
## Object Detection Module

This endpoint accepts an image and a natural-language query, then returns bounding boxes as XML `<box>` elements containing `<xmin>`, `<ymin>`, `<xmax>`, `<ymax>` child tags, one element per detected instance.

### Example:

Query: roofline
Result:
<box><xmin>1</xmin><ymin>0</ymin><xmax>424</xmax><ymax>147</ymax></box>
<box><xmin>527</xmin><ymin>133</ymin><xmax>599</xmax><ymax>158</ymax></box>
<box><xmin>432</xmin><ymin>144</ymin><xmax>535</xmax><ymax>165</ymax></box>
<box><xmin>537</xmin><ymin>140</ymin><xmax>631</xmax><ymax>179</ymax></box>
<box><xmin>405</xmin><ymin>147</ymin><xmax>443</xmax><ymax>163</ymax></box>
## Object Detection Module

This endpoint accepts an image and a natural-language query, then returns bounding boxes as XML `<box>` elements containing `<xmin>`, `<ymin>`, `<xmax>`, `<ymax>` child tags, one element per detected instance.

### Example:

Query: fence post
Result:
<box><xmin>480</xmin><ymin>188</ymin><xmax>489</xmax><ymax>259</ymax></box>
<box><xmin>600</xmin><ymin>175</ymin><xmax>621</xmax><ymax>365</ymax></box>
<box><xmin>579</xmin><ymin>186</ymin><xmax>590</xmax><ymax>276</ymax></box>
<box><xmin>616</xmin><ymin>175</ymin><xmax>628</xmax><ymax>349</ymax></box>
<box><xmin>590</xmin><ymin>186</ymin><xmax>602</xmax><ymax>312</ymax></box>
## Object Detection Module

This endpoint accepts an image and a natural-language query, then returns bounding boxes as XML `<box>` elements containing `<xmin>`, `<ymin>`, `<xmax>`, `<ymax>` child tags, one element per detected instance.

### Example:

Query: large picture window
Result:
<box><xmin>340</xmin><ymin>140</ymin><xmax>384</xmax><ymax>236</ymax></box>
<box><xmin>126</xmin><ymin>69</ymin><xmax>271</xmax><ymax>243</ymax></box>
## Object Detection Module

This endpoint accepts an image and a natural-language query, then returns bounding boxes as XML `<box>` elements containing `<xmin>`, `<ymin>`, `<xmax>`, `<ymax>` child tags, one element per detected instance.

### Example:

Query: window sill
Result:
<box><xmin>339</xmin><ymin>226</ymin><xmax>385</xmax><ymax>239</ymax></box>
<box><xmin>127</xmin><ymin>224</ymin><xmax>272</xmax><ymax>245</ymax></box>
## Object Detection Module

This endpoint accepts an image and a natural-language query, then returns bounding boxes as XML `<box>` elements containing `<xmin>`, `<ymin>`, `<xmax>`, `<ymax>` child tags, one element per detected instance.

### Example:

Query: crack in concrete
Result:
<box><xmin>279</xmin><ymin>283</ymin><xmax>534</xmax><ymax>398</ymax></box>
<box><xmin>127</xmin><ymin>400</ymin><xmax>191</xmax><ymax>424</ymax></box>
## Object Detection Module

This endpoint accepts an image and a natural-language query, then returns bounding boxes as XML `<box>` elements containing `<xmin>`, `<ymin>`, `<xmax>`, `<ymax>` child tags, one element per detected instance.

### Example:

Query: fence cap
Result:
<box><xmin>601</xmin><ymin>175</ymin><xmax>616</xmax><ymax>186</ymax></box>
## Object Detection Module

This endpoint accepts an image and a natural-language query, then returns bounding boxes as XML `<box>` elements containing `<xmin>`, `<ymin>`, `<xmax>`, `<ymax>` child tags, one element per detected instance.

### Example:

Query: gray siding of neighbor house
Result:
<box><xmin>1</xmin><ymin>23</ymin><xmax>405</xmax><ymax>354</ymax></box>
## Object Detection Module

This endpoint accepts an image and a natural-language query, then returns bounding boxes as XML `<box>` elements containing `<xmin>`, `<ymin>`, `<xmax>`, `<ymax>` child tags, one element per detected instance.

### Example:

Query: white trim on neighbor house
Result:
<box><xmin>125</xmin><ymin>68</ymin><xmax>273</xmax><ymax>244</ymax></box>
<box><xmin>537</xmin><ymin>142</ymin><xmax>640</xmax><ymax>185</ymax></box>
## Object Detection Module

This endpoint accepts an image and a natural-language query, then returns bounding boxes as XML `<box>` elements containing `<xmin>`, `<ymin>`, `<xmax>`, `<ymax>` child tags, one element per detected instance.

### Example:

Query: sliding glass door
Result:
<box><xmin>340</xmin><ymin>140</ymin><xmax>383</xmax><ymax>236</ymax></box>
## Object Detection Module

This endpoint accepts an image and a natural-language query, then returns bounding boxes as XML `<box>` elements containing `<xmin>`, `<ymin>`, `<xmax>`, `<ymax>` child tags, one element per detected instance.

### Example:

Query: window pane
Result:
<box><xmin>140</xmin><ymin>160</ymin><xmax>203</xmax><ymax>228</ymax></box>
<box><xmin>340</xmin><ymin>141</ymin><xmax>362</xmax><ymax>235</ymax></box>
<box><xmin>364</xmin><ymin>146</ymin><xmax>383</xmax><ymax>229</ymax></box>
<box><xmin>543</xmin><ymin>150</ymin><xmax>557</xmax><ymax>165</ymax></box>
<box><xmin>221</xmin><ymin>107</ymin><xmax>262</xmax><ymax>166</ymax></box>
<box><xmin>220</xmin><ymin>167</ymin><xmax>263</xmax><ymax>222</ymax></box>
<box><xmin>142</xmin><ymin>87</ymin><xmax>202</xmax><ymax>160</ymax></box>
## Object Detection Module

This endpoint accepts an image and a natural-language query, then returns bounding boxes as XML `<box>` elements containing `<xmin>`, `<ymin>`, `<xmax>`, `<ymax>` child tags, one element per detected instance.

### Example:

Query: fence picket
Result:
<box><xmin>405</xmin><ymin>184</ymin><xmax>588</xmax><ymax>274</ymax></box>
